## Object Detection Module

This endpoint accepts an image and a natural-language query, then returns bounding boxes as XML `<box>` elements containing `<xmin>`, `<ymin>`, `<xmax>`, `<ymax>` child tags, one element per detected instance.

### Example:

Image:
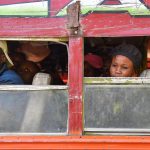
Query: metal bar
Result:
<box><xmin>84</xmin><ymin>128</ymin><xmax>150</xmax><ymax>133</ymax></box>
<box><xmin>1</xmin><ymin>136</ymin><xmax>150</xmax><ymax>149</ymax></box>
<box><xmin>84</xmin><ymin>84</ymin><xmax>150</xmax><ymax>88</ymax></box>
<box><xmin>68</xmin><ymin>37</ymin><xmax>83</xmax><ymax>135</ymax></box>
<box><xmin>0</xmin><ymin>85</ymin><xmax>68</xmax><ymax>90</ymax></box>
<box><xmin>84</xmin><ymin>128</ymin><xmax>150</xmax><ymax>136</ymax></box>
<box><xmin>84</xmin><ymin>77</ymin><xmax>150</xmax><ymax>84</ymax></box>
<box><xmin>0</xmin><ymin>133</ymin><xmax>68</xmax><ymax>136</ymax></box>
<box><xmin>0</xmin><ymin>37</ymin><xmax>68</xmax><ymax>42</ymax></box>
<box><xmin>85</xmin><ymin>132</ymin><xmax>150</xmax><ymax>136</ymax></box>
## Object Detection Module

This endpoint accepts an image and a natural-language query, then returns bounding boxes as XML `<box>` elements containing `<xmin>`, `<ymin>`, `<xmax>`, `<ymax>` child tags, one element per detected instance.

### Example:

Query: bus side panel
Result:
<box><xmin>0</xmin><ymin>136</ymin><xmax>150</xmax><ymax>149</ymax></box>
<box><xmin>81</xmin><ymin>13</ymin><xmax>150</xmax><ymax>37</ymax></box>
<box><xmin>0</xmin><ymin>0</ymin><xmax>70</xmax><ymax>37</ymax></box>
<box><xmin>0</xmin><ymin>18</ymin><xmax>68</xmax><ymax>37</ymax></box>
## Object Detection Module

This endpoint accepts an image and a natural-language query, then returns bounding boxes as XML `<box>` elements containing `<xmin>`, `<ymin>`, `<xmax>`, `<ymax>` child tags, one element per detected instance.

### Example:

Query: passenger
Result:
<box><xmin>18</xmin><ymin>41</ymin><xmax>51</xmax><ymax>68</ymax></box>
<box><xmin>18</xmin><ymin>41</ymin><xmax>65</xmax><ymax>85</ymax></box>
<box><xmin>9</xmin><ymin>52</ymin><xmax>26</xmax><ymax>69</ymax></box>
<box><xmin>16</xmin><ymin>60</ymin><xmax>40</xmax><ymax>85</ymax></box>
<box><xmin>110</xmin><ymin>43</ymin><xmax>142</xmax><ymax>77</ymax></box>
<box><xmin>0</xmin><ymin>41</ymin><xmax>24</xmax><ymax>84</ymax></box>
<box><xmin>84</xmin><ymin>53</ymin><xmax>103</xmax><ymax>77</ymax></box>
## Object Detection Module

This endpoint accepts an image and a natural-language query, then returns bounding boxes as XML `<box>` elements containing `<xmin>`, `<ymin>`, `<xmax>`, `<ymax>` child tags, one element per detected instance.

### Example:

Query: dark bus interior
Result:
<box><xmin>84</xmin><ymin>36</ymin><xmax>148</xmax><ymax>78</ymax></box>
<box><xmin>7</xmin><ymin>41</ymin><xmax>68</xmax><ymax>85</ymax></box>
<box><xmin>5</xmin><ymin>37</ymin><xmax>149</xmax><ymax>85</ymax></box>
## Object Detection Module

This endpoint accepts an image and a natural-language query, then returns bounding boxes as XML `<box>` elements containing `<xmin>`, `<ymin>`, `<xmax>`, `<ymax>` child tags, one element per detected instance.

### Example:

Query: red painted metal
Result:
<box><xmin>0</xmin><ymin>18</ymin><xmax>68</xmax><ymax>37</ymax></box>
<box><xmin>142</xmin><ymin>0</ymin><xmax>150</xmax><ymax>8</ymax></box>
<box><xmin>0</xmin><ymin>13</ymin><xmax>150</xmax><ymax>37</ymax></box>
<box><xmin>0</xmin><ymin>0</ymin><xmax>69</xmax><ymax>37</ymax></box>
<box><xmin>50</xmin><ymin>0</ymin><xmax>71</xmax><ymax>17</ymax></box>
<box><xmin>1</xmin><ymin>136</ymin><xmax>150</xmax><ymax>149</ymax></box>
<box><xmin>68</xmin><ymin>37</ymin><xmax>83</xmax><ymax>135</ymax></box>
<box><xmin>0</xmin><ymin>1</ymin><xmax>149</xmax><ymax>37</ymax></box>
<box><xmin>81</xmin><ymin>13</ymin><xmax>150</xmax><ymax>37</ymax></box>
<box><xmin>0</xmin><ymin>0</ymin><xmax>150</xmax><ymax>149</ymax></box>
<box><xmin>102</xmin><ymin>0</ymin><xmax>121</xmax><ymax>5</ymax></box>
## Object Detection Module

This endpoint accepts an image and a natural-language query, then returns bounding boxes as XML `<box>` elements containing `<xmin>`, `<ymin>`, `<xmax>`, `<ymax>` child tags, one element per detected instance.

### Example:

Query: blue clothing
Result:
<box><xmin>0</xmin><ymin>64</ymin><xmax>24</xmax><ymax>85</ymax></box>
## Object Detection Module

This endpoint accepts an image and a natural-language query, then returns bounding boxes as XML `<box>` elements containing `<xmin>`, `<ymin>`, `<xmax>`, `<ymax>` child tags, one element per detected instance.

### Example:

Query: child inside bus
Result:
<box><xmin>18</xmin><ymin>41</ymin><xmax>65</xmax><ymax>85</ymax></box>
<box><xmin>16</xmin><ymin>60</ymin><xmax>40</xmax><ymax>84</ymax></box>
<box><xmin>110</xmin><ymin>43</ymin><xmax>142</xmax><ymax>77</ymax></box>
<box><xmin>84</xmin><ymin>53</ymin><xmax>103</xmax><ymax>77</ymax></box>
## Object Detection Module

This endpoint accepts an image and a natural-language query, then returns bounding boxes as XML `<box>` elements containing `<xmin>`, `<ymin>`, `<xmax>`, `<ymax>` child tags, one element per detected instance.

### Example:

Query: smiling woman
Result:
<box><xmin>110</xmin><ymin>43</ymin><xmax>142</xmax><ymax>77</ymax></box>
<box><xmin>84</xmin><ymin>37</ymin><xmax>150</xmax><ymax>139</ymax></box>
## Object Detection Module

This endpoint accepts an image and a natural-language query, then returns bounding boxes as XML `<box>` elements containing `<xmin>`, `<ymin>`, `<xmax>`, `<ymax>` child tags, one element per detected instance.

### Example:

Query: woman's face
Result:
<box><xmin>110</xmin><ymin>55</ymin><xmax>137</xmax><ymax>77</ymax></box>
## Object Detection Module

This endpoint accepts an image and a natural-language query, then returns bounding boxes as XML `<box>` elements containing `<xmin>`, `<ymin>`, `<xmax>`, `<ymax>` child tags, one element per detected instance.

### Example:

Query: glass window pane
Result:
<box><xmin>84</xmin><ymin>85</ymin><xmax>150</xmax><ymax>130</ymax></box>
<box><xmin>0</xmin><ymin>86</ymin><xmax>68</xmax><ymax>134</ymax></box>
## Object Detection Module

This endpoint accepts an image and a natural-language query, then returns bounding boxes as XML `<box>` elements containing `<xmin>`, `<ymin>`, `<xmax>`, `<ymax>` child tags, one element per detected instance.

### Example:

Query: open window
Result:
<box><xmin>7</xmin><ymin>40</ymin><xmax>68</xmax><ymax>85</ymax></box>
<box><xmin>84</xmin><ymin>36</ymin><xmax>150</xmax><ymax>135</ymax></box>
<box><xmin>0</xmin><ymin>38</ymin><xmax>69</xmax><ymax>135</ymax></box>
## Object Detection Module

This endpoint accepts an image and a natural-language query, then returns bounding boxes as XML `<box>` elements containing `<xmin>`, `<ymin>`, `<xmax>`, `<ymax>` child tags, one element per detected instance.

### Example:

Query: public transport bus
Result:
<box><xmin>0</xmin><ymin>0</ymin><xmax>150</xmax><ymax>149</ymax></box>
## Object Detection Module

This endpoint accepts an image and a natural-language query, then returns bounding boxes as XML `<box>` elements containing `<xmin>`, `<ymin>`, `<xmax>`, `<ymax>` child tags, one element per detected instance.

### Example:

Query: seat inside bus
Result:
<box><xmin>32</xmin><ymin>73</ymin><xmax>51</xmax><ymax>85</ymax></box>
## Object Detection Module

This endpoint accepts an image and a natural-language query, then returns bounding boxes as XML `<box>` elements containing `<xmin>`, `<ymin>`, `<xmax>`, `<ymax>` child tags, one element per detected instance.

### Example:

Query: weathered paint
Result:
<box><xmin>0</xmin><ymin>0</ymin><xmax>150</xmax><ymax>149</ymax></box>
<box><xmin>0</xmin><ymin>0</ymin><xmax>149</xmax><ymax>37</ymax></box>
<box><xmin>68</xmin><ymin>37</ymin><xmax>83</xmax><ymax>135</ymax></box>
<box><xmin>0</xmin><ymin>0</ymin><xmax>69</xmax><ymax>37</ymax></box>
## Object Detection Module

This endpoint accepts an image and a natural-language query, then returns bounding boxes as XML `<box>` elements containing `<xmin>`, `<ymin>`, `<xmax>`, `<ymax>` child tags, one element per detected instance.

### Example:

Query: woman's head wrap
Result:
<box><xmin>112</xmin><ymin>43</ymin><xmax>142</xmax><ymax>70</ymax></box>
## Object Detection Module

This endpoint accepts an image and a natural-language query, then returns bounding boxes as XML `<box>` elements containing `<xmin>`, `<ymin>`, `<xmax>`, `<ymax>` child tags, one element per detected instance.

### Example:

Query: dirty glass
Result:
<box><xmin>84</xmin><ymin>84</ymin><xmax>150</xmax><ymax>131</ymax></box>
<box><xmin>0</xmin><ymin>86</ymin><xmax>68</xmax><ymax>134</ymax></box>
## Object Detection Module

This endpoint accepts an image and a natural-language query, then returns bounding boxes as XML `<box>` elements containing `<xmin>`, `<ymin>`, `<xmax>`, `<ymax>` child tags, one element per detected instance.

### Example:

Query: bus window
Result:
<box><xmin>84</xmin><ymin>37</ymin><xmax>146</xmax><ymax>77</ymax></box>
<box><xmin>0</xmin><ymin>39</ymin><xmax>68</xmax><ymax>135</ymax></box>
<box><xmin>8</xmin><ymin>41</ymin><xmax>68</xmax><ymax>85</ymax></box>
<box><xmin>83</xmin><ymin>37</ymin><xmax>150</xmax><ymax>135</ymax></box>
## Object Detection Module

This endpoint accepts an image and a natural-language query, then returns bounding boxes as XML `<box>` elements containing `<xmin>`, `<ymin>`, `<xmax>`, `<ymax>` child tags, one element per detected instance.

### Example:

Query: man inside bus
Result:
<box><xmin>18</xmin><ymin>41</ymin><xmax>64</xmax><ymax>85</ymax></box>
<box><xmin>0</xmin><ymin>41</ymin><xmax>23</xmax><ymax>84</ymax></box>
<box><xmin>110</xmin><ymin>43</ymin><xmax>142</xmax><ymax>77</ymax></box>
